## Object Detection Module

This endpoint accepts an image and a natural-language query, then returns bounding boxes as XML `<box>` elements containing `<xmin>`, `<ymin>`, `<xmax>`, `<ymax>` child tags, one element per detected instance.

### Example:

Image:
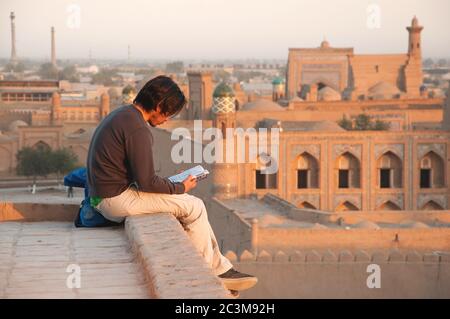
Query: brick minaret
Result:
<box><xmin>51</xmin><ymin>92</ymin><xmax>62</xmax><ymax>125</ymax></box>
<box><xmin>10</xmin><ymin>12</ymin><xmax>18</xmax><ymax>65</ymax></box>
<box><xmin>407</xmin><ymin>16</ymin><xmax>423</xmax><ymax>61</ymax></box>
<box><xmin>443</xmin><ymin>82</ymin><xmax>450</xmax><ymax>131</ymax></box>
<box><xmin>404</xmin><ymin>16</ymin><xmax>424</xmax><ymax>98</ymax></box>
<box><xmin>99</xmin><ymin>92</ymin><xmax>110</xmax><ymax>120</ymax></box>
<box><xmin>51</xmin><ymin>27</ymin><xmax>57</xmax><ymax>67</ymax></box>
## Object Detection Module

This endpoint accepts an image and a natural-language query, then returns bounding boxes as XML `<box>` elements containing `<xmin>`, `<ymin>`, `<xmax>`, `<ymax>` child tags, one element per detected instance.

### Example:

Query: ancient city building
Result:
<box><xmin>0</xmin><ymin>81</ymin><xmax>109</xmax><ymax>172</ymax></box>
<box><xmin>9</xmin><ymin>12</ymin><xmax>18</xmax><ymax>65</ymax></box>
<box><xmin>1</xmin><ymin>15</ymin><xmax>448</xmax><ymax>215</ymax></box>
<box><xmin>286</xmin><ymin>17</ymin><xmax>424</xmax><ymax>100</ymax></box>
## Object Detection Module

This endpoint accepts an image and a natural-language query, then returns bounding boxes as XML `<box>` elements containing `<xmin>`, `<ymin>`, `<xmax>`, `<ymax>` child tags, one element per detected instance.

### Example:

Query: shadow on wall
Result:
<box><xmin>225</xmin><ymin>249</ymin><xmax>450</xmax><ymax>299</ymax></box>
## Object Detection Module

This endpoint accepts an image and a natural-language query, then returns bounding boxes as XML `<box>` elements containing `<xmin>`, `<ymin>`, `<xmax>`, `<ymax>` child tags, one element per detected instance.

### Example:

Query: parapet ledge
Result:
<box><xmin>261</xmin><ymin>194</ymin><xmax>332</xmax><ymax>223</ymax></box>
<box><xmin>125</xmin><ymin>213</ymin><xmax>230</xmax><ymax>299</ymax></box>
<box><xmin>225</xmin><ymin>249</ymin><xmax>449</xmax><ymax>264</ymax></box>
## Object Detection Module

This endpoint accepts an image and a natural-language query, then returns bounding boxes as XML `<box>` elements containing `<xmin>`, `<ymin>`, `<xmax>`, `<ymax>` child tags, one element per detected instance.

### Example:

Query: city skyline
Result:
<box><xmin>0</xmin><ymin>0</ymin><xmax>449</xmax><ymax>61</ymax></box>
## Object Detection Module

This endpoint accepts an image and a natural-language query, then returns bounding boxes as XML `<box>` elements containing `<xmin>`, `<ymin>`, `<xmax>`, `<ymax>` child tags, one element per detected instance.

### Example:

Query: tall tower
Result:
<box><xmin>99</xmin><ymin>92</ymin><xmax>110</xmax><ymax>120</ymax></box>
<box><xmin>51</xmin><ymin>27</ymin><xmax>57</xmax><ymax>67</ymax></box>
<box><xmin>232</xmin><ymin>82</ymin><xmax>246</xmax><ymax>110</ymax></box>
<box><xmin>407</xmin><ymin>16</ymin><xmax>423</xmax><ymax>60</ymax></box>
<box><xmin>187</xmin><ymin>72</ymin><xmax>213</xmax><ymax>120</ymax></box>
<box><xmin>212</xmin><ymin>83</ymin><xmax>236</xmax><ymax>131</ymax></box>
<box><xmin>51</xmin><ymin>92</ymin><xmax>62</xmax><ymax>125</ymax></box>
<box><xmin>211</xmin><ymin>83</ymin><xmax>238</xmax><ymax>199</ymax></box>
<box><xmin>442</xmin><ymin>81</ymin><xmax>450</xmax><ymax>205</ymax></box>
<box><xmin>10</xmin><ymin>12</ymin><xmax>18</xmax><ymax>65</ymax></box>
<box><xmin>443</xmin><ymin>82</ymin><xmax>450</xmax><ymax>131</ymax></box>
<box><xmin>404</xmin><ymin>16</ymin><xmax>424</xmax><ymax>98</ymax></box>
<box><xmin>272</xmin><ymin>77</ymin><xmax>285</xmax><ymax>101</ymax></box>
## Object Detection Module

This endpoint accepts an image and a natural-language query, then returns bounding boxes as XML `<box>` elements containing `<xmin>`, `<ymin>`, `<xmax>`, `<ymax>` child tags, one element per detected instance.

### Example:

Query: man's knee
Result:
<box><xmin>184</xmin><ymin>195</ymin><xmax>207</xmax><ymax>217</ymax></box>
<box><xmin>191</xmin><ymin>195</ymin><xmax>206</xmax><ymax>211</ymax></box>
<box><xmin>174</xmin><ymin>196</ymin><xmax>207</xmax><ymax>226</ymax></box>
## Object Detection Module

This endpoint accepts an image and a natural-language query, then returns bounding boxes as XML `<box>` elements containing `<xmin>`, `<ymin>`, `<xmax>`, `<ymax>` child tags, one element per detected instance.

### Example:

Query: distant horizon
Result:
<box><xmin>1</xmin><ymin>56</ymin><xmax>449</xmax><ymax>65</ymax></box>
<box><xmin>1</xmin><ymin>0</ymin><xmax>449</xmax><ymax>60</ymax></box>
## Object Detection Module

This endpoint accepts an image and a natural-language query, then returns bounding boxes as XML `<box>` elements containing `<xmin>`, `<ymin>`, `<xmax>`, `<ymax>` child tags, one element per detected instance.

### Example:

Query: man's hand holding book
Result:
<box><xmin>168</xmin><ymin>165</ymin><xmax>210</xmax><ymax>193</ymax></box>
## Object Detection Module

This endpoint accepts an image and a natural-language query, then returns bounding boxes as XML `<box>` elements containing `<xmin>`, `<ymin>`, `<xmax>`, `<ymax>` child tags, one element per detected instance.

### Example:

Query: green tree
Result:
<box><xmin>354</xmin><ymin>114</ymin><xmax>372</xmax><ymax>130</ymax></box>
<box><xmin>92</xmin><ymin>68</ymin><xmax>119</xmax><ymax>86</ymax></box>
<box><xmin>373</xmin><ymin>119</ymin><xmax>391</xmax><ymax>131</ymax></box>
<box><xmin>337</xmin><ymin>114</ymin><xmax>390</xmax><ymax>131</ymax></box>
<box><xmin>39</xmin><ymin>63</ymin><xmax>59</xmax><ymax>79</ymax></box>
<box><xmin>16</xmin><ymin>146</ymin><xmax>53</xmax><ymax>190</ymax></box>
<box><xmin>122</xmin><ymin>84</ymin><xmax>136</xmax><ymax>95</ymax></box>
<box><xmin>50</xmin><ymin>148</ymin><xmax>78</xmax><ymax>183</ymax></box>
<box><xmin>337</xmin><ymin>115</ymin><xmax>353</xmax><ymax>130</ymax></box>
<box><xmin>4</xmin><ymin>62</ymin><xmax>25</xmax><ymax>73</ymax></box>
<box><xmin>59</xmin><ymin>65</ymin><xmax>80</xmax><ymax>82</ymax></box>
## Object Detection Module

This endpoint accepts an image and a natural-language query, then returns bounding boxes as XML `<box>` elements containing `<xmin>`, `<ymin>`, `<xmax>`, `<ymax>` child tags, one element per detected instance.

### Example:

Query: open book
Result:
<box><xmin>168</xmin><ymin>165</ymin><xmax>210</xmax><ymax>183</ymax></box>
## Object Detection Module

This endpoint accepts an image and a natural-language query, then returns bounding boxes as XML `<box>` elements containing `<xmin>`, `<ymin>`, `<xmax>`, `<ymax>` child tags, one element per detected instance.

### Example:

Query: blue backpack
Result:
<box><xmin>64</xmin><ymin>167</ymin><xmax>123</xmax><ymax>227</ymax></box>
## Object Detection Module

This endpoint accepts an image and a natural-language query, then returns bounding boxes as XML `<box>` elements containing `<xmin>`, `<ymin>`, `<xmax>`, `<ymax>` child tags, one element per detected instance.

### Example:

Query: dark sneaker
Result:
<box><xmin>218</xmin><ymin>268</ymin><xmax>258</xmax><ymax>292</ymax></box>
<box><xmin>229</xmin><ymin>290</ymin><xmax>240</xmax><ymax>298</ymax></box>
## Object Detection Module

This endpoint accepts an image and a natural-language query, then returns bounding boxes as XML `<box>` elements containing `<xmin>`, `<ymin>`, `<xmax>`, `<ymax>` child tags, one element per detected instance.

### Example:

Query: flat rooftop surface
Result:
<box><xmin>0</xmin><ymin>187</ymin><xmax>84</xmax><ymax>205</ymax></box>
<box><xmin>0</xmin><ymin>221</ymin><xmax>149</xmax><ymax>298</ymax></box>
<box><xmin>222</xmin><ymin>198</ymin><xmax>341</xmax><ymax>228</ymax></box>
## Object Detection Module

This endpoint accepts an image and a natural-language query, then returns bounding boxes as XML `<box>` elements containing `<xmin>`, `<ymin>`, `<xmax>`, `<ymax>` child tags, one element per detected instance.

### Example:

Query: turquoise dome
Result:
<box><xmin>272</xmin><ymin>77</ymin><xmax>285</xmax><ymax>85</ymax></box>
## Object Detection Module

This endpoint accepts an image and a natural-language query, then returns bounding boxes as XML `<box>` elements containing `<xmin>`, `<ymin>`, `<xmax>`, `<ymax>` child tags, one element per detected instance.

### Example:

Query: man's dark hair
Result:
<box><xmin>133</xmin><ymin>75</ymin><xmax>187</xmax><ymax>117</ymax></box>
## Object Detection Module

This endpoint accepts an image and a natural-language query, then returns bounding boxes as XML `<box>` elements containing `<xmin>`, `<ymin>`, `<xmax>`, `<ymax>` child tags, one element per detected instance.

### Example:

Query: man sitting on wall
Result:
<box><xmin>86</xmin><ymin>75</ymin><xmax>257</xmax><ymax>294</ymax></box>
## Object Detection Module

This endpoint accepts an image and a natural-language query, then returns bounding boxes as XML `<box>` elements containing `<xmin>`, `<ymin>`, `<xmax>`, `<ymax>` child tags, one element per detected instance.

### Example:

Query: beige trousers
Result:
<box><xmin>96</xmin><ymin>187</ymin><xmax>233</xmax><ymax>276</ymax></box>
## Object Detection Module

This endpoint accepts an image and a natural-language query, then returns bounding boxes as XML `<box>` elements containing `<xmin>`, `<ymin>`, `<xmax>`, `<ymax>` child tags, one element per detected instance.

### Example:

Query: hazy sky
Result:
<box><xmin>1</xmin><ymin>0</ymin><xmax>449</xmax><ymax>60</ymax></box>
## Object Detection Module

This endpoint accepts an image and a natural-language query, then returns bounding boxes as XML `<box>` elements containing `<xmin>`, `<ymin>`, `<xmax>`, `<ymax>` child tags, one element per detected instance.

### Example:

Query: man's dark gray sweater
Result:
<box><xmin>87</xmin><ymin>104</ymin><xmax>185</xmax><ymax>198</ymax></box>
